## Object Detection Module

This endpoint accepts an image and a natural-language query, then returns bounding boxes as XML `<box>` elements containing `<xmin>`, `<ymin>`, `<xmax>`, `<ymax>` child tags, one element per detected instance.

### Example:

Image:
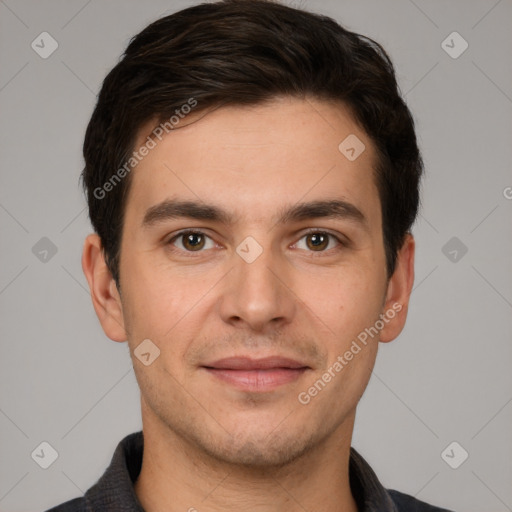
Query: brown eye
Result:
<box><xmin>168</xmin><ymin>231</ymin><xmax>214</xmax><ymax>252</ymax></box>
<box><xmin>306</xmin><ymin>232</ymin><xmax>329</xmax><ymax>251</ymax></box>
<box><xmin>182</xmin><ymin>232</ymin><xmax>205</xmax><ymax>251</ymax></box>
<box><xmin>295</xmin><ymin>231</ymin><xmax>342</xmax><ymax>253</ymax></box>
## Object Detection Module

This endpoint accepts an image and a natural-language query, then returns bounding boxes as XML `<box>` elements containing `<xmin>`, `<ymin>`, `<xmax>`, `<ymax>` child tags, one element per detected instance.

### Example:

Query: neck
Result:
<box><xmin>134</xmin><ymin>405</ymin><xmax>358</xmax><ymax>512</ymax></box>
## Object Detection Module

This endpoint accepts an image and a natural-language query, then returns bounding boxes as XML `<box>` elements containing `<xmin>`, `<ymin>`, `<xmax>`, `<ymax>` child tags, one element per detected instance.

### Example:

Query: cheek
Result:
<box><xmin>121</xmin><ymin>255</ymin><xmax>224</xmax><ymax>367</ymax></box>
<box><xmin>299</xmin><ymin>267</ymin><xmax>384</xmax><ymax>340</ymax></box>
<box><xmin>120</xmin><ymin>259</ymin><xmax>188</xmax><ymax>343</ymax></box>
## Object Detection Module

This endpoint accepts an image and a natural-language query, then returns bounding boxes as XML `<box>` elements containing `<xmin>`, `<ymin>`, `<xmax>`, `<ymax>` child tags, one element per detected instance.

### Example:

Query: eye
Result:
<box><xmin>294</xmin><ymin>230</ymin><xmax>343</xmax><ymax>253</ymax></box>
<box><xmin>166</xmin><ymin>229</ymin><xmax>344</xmax><ymax>256</ymax></box>
<box><xmin>167</xmin><ymin>230</ymin><xmax>216</xmax><ymax>252</ymax></box>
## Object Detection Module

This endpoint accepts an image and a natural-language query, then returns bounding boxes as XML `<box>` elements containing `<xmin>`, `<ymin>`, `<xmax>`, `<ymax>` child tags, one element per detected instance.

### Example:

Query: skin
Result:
<box><xmin>82</xmin><ymin>96</ymin><xmax>415</xmax><ymax>512</ymax></box>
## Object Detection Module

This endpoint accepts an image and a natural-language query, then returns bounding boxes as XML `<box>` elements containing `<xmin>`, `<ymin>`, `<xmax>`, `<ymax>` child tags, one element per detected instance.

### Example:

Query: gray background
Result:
<box><xmin>1</xmin><ymin>1</ymin><xmax>511</xmax><ymax>511</ymax></box>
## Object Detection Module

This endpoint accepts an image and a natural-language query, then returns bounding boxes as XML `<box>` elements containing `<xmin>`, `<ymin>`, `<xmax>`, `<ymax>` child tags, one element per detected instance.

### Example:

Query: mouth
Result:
<box><xmin>201</xmin><ymin>356</ymin><xmax>310</xmax><ymax>392</ymax></box>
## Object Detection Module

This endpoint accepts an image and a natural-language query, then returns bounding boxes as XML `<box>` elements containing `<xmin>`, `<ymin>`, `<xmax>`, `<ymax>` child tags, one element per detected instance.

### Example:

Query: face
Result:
<box><xmin>84</xmin><ymin>96</ymin><xmax>413</xmax><ymax>467</ymax></box>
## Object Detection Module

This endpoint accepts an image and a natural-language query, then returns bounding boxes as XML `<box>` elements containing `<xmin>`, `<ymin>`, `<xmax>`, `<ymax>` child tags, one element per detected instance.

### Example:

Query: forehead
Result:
<box><xmin>125</xmin><ymin>96</ymin><xmax>381</xmax><ymax>229</ymax></box>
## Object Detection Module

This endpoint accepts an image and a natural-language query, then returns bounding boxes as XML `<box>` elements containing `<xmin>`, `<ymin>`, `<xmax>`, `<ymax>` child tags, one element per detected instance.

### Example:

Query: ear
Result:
<box><xmin>379</xmin><ymin>233</ymin><xmax>415</xmax><ymax>343</ymax></box>
<box><xmin>81</xmin><ymin>233</ymin><xmax>127</xmax><ymax>342</ymax></box>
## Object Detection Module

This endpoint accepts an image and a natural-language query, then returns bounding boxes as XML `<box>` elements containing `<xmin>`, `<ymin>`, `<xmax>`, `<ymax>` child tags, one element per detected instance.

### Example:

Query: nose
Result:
<box><xmin>218</xmin><ymin>240</ymin><xmax>296</xmax><ymax>333</ymax></box>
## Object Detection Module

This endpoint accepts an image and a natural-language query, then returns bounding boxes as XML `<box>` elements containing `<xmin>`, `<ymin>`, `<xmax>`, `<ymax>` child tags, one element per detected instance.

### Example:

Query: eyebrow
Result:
<box><xmin>141</xmin><ymin>198</ymin><xmax>369</xmax><ymax>231</ymax></box>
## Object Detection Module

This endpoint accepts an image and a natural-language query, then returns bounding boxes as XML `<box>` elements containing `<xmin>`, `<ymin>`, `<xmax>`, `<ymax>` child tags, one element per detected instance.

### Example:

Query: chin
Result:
<box><xmin>198</xmin><ymin>428</ymin><xmax>319</xmax><ymax>469</ymax></box>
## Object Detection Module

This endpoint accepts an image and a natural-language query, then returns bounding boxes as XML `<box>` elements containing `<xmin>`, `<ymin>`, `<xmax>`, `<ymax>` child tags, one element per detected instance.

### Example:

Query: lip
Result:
<box><xmin>202</xmin><ymin>356</ymin><xmax>310</xmax><ymax>392</ymax></box>
<box><xmin>204</xmin><ymin>356</ymin><xmax>309</xmax><ymax>370</ymax></box>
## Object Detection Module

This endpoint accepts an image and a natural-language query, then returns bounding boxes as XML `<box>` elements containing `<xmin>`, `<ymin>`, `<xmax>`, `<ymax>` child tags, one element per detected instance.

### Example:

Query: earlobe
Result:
<box><xmin>81</xmin><ymin>233</ymin><xmax>127</xmax><ymax>342</ymax></box>
<box><xmin>379</xmin><ymin>233</ymin><xmax>415</xmax><ymax>343</ymax></box>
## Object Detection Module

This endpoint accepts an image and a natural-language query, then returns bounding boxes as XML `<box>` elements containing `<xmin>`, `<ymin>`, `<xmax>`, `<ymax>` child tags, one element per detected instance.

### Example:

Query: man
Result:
<box><xmin>46</xmin><ymin>0</ymin><xmax>453</xmax><ymax>510</ymax></box>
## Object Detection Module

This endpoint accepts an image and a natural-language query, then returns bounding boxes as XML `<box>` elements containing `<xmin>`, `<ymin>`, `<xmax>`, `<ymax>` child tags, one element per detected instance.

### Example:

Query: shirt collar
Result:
<box><xmin>84</xmin><ymin>430</ymin><xmax>398</xmax><ymax>512</ymax></box>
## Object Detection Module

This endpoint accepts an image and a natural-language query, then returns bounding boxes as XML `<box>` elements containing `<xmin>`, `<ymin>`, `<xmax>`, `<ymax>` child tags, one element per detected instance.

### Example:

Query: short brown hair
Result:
<box><xmin>81</xmin><ymin>0</ymin><xmax>423</xmax><ymax>287</ymax></box>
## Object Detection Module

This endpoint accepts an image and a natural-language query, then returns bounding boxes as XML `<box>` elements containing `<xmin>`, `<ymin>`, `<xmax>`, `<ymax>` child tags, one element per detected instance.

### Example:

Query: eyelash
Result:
<box><xmin>166</xmin><ymin>229</ymin><xmax>346</xmax><ymax>257</ymax></box>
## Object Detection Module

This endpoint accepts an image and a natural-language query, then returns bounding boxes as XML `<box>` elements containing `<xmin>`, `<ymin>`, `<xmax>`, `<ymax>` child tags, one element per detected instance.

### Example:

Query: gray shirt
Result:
<box><xmin>44</xmin><ymin>431</ymin><xmax>454</xmax><ymax>512</ymax></box>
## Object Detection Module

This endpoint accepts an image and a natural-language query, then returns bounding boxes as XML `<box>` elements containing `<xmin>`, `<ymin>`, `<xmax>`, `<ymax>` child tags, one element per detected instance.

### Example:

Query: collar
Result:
<box><xmin>83</xmin><ymin>430</ymin><xmax>399</xmax><ymax>512</ymax></box>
